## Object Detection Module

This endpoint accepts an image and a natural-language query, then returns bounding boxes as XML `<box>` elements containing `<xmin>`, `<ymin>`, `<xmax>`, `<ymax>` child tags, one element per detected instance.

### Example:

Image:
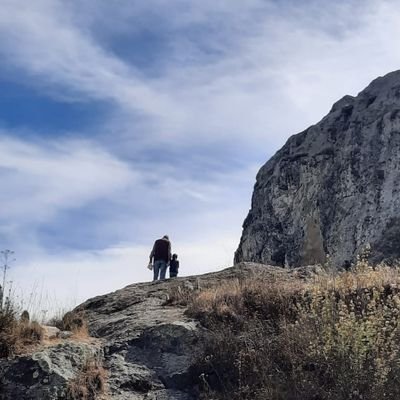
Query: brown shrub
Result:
<box><xmin>62</xmin><ymin>311</ymin><xmax>85</xmax><ymax>332</ymax></box>
<box><xmin>0</xmin><ymin>303</ymin><xmax>43</xmax><ymax>358</ymax></box>
<box><xmin>0</xmin><ymin>304</ymin><xmax>18</xmax><ymax>358</ymax></box>
<box><xmin>16</xmin><ymin>320</ymin><xmax>44</xmax><ymax>344</ymax></box>
<box><xmin>49</xmin><ymin>310</ymin><xmax>88</xmax><ymax>339</ymax></box>
<box><xmin>66</xmin><ymin>358</ymin><xmax>107</xmax><ymax>400</ymax></box>
<box><xmin>166</xmin><ymin>285</ymin><xmax>199</xmax><ymax>307</ymax></box>
<box><xmin>187</xmin><ymin>278</ymin><xmax>303</xmax><ymax>330</ymax></box>
<box><xmin>191</xmin><ymin>261</ymin><xmax>400</xmax><ymax>400</ymax></box>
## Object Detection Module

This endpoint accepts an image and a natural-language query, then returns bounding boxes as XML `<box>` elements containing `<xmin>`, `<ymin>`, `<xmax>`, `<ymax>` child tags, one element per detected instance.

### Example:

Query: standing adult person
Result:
<box><xmin>149</xmin><ymin>235</ymin><xmax>171</xmax><ymax>281</ymax></box>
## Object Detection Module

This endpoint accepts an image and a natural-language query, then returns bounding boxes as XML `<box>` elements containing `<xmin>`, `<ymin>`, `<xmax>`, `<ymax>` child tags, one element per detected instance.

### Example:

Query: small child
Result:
<box><xmin>169</xmin><ymin>254</ymin><xmax>179</xmax><ymax>278</ymax></box>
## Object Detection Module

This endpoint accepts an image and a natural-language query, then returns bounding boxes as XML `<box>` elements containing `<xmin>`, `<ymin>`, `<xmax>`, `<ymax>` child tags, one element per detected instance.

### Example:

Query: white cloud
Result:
<box><xmin>0</xmin><ymin>135</ymin><xmax>134</xmax><ymax>223</ymax></box>
<box><xmin>0</xmin><ymin>0</ymin><xmax>181</xmax><ymax>121</ymax></box>
<box><xmin>4</xmin><ymin>0</ymin><xmax>400</xmax><ymax>149</ymax></box>
<box><xmin>159</xmin><ymin>0</ymin><xmax>400</xmax><ymax>147</ymax></box>
<box><xmin>93</xmin><ymin>0</ymin><xmax>400</xmax><ymax>149</ymax></box>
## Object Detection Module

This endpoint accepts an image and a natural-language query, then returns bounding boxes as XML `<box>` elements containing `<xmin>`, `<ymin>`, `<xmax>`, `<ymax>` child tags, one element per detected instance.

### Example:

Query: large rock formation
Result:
<box><xmin>235</xmin><ymin>70</ymin><xmax>400</xmax><ymax>267</ymax></box>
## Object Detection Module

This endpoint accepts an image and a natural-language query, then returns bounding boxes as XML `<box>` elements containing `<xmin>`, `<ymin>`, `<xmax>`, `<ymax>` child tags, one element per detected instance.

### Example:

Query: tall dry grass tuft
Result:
<box><xmin>66</xmin><ymin>357</ymin><xmax>107</xmax><ymax>400</ymax></box>
<box><xmin>0</xmin><ymin>302</ymin><xmax>44</xmax><ymax>358</ymax></box>
<box><xmin>48</xmin><ymin>310</ymin><xmax>89</xmax><ymax>340</ymax></box>
<box><xmin>186</xmin><ymin>260</ymin><xmax>400</xmax><ymax>400</ymax></box>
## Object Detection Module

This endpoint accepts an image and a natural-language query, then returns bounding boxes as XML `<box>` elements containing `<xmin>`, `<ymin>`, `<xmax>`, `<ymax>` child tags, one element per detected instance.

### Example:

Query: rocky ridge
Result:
<box><xmin>235</xmin><ymin>70</ymin><xmax>400</xmax><ymax>267</ymax></box>
<box><xmin>0</xmin><ymin>263</ymin><xmax>302</xmax><ymax>399</ymax></box>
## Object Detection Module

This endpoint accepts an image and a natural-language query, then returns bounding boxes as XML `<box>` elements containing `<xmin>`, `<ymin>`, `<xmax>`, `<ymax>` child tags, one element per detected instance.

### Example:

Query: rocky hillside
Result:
<box><xmin>0</xmin><ymin>263</ymin><xmax>294</xmax><ymax>400</ymax></box>
<box><xmin>235</xmin><ymin>70</ymin><xmax>400</xmax><ymax>268</ymax></box>
<box><xmin>3</xmin><ymin>261</ymin><xmax>399</xmax><ymax>400</ymax></box>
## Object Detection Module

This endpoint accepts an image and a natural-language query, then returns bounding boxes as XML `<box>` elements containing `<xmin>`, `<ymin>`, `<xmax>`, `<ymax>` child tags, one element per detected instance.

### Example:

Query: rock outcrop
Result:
<box><xmin>0</xmin><ymin>341</ymin><xmax>103</xmax><ymax>399</ymax></box>
<box><xmin>235</xmin><ymin>70</ymin><xmax>400</xmax><ymax>267</ymax></box>
<box><xmin>76</xmin><ymin>263</ymin><xmax>292</xmax><ymax>399</ymax></box>
<box><xmin>75</xmin><ymin>275</ymin><xmax>206</xmax><ymax>400</ymax></box>
<box><xmin>1</xmin><ymin>263</ymin><xmax>293</xmax><ymax>399</ymax></box>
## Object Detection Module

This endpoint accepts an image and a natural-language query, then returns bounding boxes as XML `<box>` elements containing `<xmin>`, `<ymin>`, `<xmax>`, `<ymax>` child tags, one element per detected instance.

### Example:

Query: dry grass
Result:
<box><xmin>0</xmin><ymin>306</ymin><xmax>91</xmax><ymax>358</ymax></box>
<box><xmin>66</xmin><ymin>357</ymin><xmax>107</xmax><ymax>400</ymax></box>
<box><xmin>0</xmin><ymin>303</ymin><xmax>44</xmax><ymax>358</ymax></box>
<box><xmin>184</xmin><ymin>260</ymin><xmax>400</xmax><ymax>400</ymax></box>
<box><xmin>48</xmin><ymin>310</ymin><xmax>90</xmax><ymax>340</ymax></box>
<box><xmin>186</xmin><ymin>277</ymin><xmax>304</xmax><ymax>331</ymax></box>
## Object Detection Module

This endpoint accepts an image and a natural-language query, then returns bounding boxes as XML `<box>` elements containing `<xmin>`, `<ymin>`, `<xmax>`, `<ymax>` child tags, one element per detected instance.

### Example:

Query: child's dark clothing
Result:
<box><xmin>169</xmin><ymin>259</ymin><xmax>179</xmax><ymax>278</ymax></box>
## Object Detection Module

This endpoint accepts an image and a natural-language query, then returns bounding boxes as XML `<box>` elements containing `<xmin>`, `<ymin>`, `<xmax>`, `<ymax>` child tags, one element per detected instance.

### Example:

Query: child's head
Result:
<box><xmin>172</xmin><ymin>253</ymin><xmax>178</xmax><ymax>260</ymax></box>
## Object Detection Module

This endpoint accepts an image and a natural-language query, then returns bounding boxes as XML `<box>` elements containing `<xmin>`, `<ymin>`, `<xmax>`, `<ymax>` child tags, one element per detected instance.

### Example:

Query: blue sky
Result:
<box><xmin>1</xmin><ymin>0</ymin><xmax>400</xmax><ymax>314</ymax></box>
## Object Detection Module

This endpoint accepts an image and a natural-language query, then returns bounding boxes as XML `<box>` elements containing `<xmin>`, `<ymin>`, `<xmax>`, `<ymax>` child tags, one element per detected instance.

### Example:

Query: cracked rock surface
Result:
<box><xmin>0</xmin><ymin>341</ymin><xmax>102</xmax><ymax>399</ymax></box>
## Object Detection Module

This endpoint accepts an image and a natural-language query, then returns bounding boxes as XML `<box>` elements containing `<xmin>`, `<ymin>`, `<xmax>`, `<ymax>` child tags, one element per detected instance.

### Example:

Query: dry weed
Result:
<box><xmin>191</xmin><ymin>260</ymin><xmax>400</xmax><ymax>400</ymax></box>
<box><xmin>49</xmin><ymin>310</ymin><xmax>90</xmax><ymax>340</ymax></box>
<box><xmin>0</xmin><ymin>303</ymin><xmax>44</xmax><ymax>357</ymax></box>
<box><xmin>66</xmin><ymin>357</ymin><xmax>107</xmax><ymax>400</ymax></box>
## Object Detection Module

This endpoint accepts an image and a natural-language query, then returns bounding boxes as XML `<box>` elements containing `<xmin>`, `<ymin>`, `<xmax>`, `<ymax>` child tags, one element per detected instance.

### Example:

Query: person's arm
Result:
<box><xmin>149</xmin><ymin>242</ymin><xmax>155</xmax><ymax>263</ymax></box>
<box><xmin>168</xmin><ymin>242</ymin><xmax>171</xmax><ymax>264</ymax></box>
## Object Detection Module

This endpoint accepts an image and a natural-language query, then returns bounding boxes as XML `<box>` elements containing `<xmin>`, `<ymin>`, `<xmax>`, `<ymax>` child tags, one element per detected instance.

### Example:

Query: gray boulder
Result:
<box><xmin>0</xmin><ymin>341</ymin><xmax>102</xmax><ymax>399</ymax></box>
<box><xmin>235</xmin><ymin>70</ymin><xmax>400</xmax><ymax>267</ymax></box>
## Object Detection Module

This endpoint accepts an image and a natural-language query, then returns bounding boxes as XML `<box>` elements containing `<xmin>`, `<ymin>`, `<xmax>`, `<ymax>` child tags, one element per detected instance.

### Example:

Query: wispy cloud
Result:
<box><xmin>0</xmin><ymin>0</ymin><xmax>180</xmax><ymax>120</ymax></box>
<box><xmin>2</xmin><ymin>0</ymin><xmax>400</xmax><ymax>149</ymax></box>
<box><xmin>0</xmin><ymin>134</ymin><xmax>134</xmax><ymax>223</ymax></box>
<box><xmin>0</xmin><ymin>131</ymin><xmax>256</xmax><ymax>255</ymax></box>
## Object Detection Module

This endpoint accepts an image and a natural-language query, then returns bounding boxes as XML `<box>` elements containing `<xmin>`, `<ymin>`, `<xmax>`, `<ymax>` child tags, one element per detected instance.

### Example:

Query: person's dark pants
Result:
<box><xmin>169</xmin><ymin>271</ymin><xmax>178</xmax><ymax>278</ymax></box>
<box><xmin>153</xmin><ymin>260</ymin><xmax>167</xmax><ymax>281</ymax></box>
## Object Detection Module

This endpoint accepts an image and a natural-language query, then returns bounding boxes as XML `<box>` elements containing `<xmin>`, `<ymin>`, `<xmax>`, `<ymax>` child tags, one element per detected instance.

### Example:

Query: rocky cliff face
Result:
<box><xmin>235</xmin><ymin>70</ymin><xmax>400</xmax><ymax>267</ymax></box>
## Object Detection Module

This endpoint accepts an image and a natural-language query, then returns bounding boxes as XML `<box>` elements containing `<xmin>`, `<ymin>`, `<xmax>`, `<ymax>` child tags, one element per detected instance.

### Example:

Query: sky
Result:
<box><xmin>1</xmin><ymin>0</ymin><xmax>400</xmax><ymax>315</ymax></box>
